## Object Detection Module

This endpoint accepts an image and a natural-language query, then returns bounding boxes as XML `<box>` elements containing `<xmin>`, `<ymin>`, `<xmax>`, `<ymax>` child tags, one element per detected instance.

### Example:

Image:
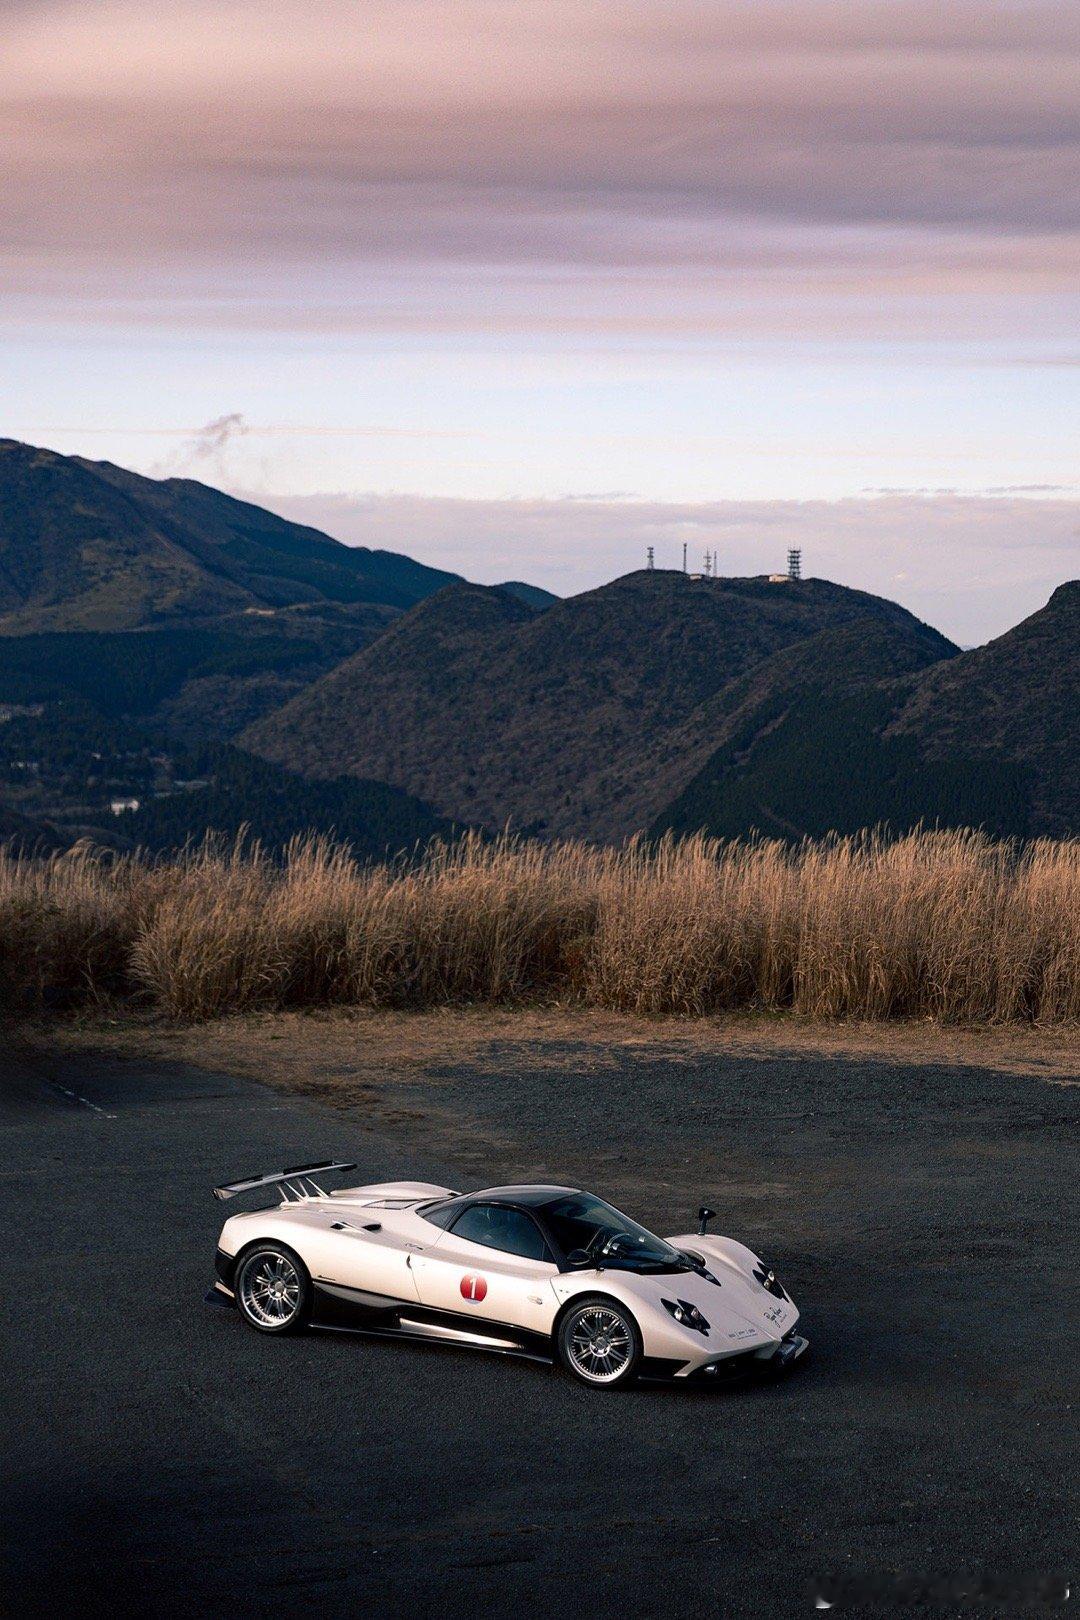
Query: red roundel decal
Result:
<box><xmin>460</xmin><ymin>1273</ymin><xmax>488</xmax><ymax>1302</ymax></box>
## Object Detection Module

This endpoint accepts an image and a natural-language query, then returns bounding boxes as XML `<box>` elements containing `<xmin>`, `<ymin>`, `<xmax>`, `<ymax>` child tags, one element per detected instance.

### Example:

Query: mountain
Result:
<box><xmin>888</xmin><ymin>580</ymin><xmax>1079</xmax><ymax>837</ymax></box>
<box><xmin>496</xmin><ymin>580</ymin><xmax>559</xmax><ymax>611</ymax></box>
<box><xmin>0</xmin><ymin>439</ymin><xmax>557</xmax><ymax>854</ymax></box>
<box><xmin>0</xmin><ymin>437</ymin><xmax>471</xmax><ymax>739</ymax></box>
<box><xmin>0</xmin><ymin>618</ymin><xmax>400</xmax><ymax>740</ymax></box>
<box><xmin>243</xmin><ymin>571</ymin><xmax>958</xmax><ymax>839</ymax></box>
<box><xmin>0</xmin><ymin>438</ymin><xmax>461</xmax><ymax>632</ymax></box>
<box><xmin>4</xmin><ymin>437</ymin><xmax>1072</xmax><ymax>846</ymax></box>
<box><xmin>655</xmin><ymin>581</ymin><xmax>1078</xmax><ymax>842</ymax></box>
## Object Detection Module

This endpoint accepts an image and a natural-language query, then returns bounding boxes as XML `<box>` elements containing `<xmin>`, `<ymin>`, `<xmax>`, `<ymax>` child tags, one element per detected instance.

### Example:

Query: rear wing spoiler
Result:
<box><xmin>212</xmin><ymin>1160</ymin><xmax>357</xmax><ymax>1202</ymax></box>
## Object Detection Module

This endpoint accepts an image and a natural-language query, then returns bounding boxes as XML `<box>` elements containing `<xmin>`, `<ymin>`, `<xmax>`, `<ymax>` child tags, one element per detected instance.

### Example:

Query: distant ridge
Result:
<box><xmin>0</xmin><ymin>438</ymin><xmax>462</xmax><ymax>632</ymax></box>
<box><xmin>888</xmin><ymin>580</ymin><xmax>1080</xmax><ymax>837</ymax></box>
<box><xmin>244</xmin><ymin>569</ymin><xmax>961</xmax><ymax>839</ymax></box>
<box><xmin>653</xmin><ymin>580</ymin><xmax>1078</xmax><ymax>842</ymax></box>
<box><xmin>1</xmin><ymin>439</ymin><xmax>1073</xmax><ymax>844</ymax></box>
<box><xmin>496</xmin><ymin>580</ymin><xmax>559</xmax><ymax>611</ymax></box>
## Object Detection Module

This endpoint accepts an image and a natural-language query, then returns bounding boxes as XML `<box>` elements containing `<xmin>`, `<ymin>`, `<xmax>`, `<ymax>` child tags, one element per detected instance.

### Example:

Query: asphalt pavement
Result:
<box><xmin>1</xmin><ymin>1032</ymin><xmax>1075</xmax><ymax>1618</ymax></box>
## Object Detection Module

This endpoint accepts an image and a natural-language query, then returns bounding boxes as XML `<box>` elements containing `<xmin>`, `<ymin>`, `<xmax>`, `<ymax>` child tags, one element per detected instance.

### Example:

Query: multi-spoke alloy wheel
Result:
<box><xmin>235</xmin><ymin>1245</ymin><xmax>309</xmax><ymax>1334</ymax></box>
<box><xmin>557</xmin><ymin>1297</ymin><xmax>641</xmax><ymax>1388</ymax></box>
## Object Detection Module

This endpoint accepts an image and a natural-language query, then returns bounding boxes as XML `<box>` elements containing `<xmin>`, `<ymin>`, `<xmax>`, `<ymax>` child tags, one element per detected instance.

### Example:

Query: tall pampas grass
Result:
<box><xmin>0</xmin><ymin>828</ymin><xmax>1076</xmax><ymax>1024</ymax></box>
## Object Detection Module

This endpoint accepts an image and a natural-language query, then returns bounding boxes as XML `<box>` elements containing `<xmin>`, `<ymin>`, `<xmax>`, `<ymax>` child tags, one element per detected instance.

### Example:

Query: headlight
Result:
<box><xmin>661</xmin><ymin>1297</ymin><xmax>710</xmax><ymax>1334</ymax></box>
<box><xmin>752</xmin><ymin>1262</ymin><xmax>786</xmax><ymax>1300</ymax></box>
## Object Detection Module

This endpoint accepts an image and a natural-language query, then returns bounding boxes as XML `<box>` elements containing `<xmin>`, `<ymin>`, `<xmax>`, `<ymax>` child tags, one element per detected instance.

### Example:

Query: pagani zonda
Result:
<box><xmin>206</xmin><ymin>1162</ymin><xmax>808</xmax><ymax>1388</ymax></box>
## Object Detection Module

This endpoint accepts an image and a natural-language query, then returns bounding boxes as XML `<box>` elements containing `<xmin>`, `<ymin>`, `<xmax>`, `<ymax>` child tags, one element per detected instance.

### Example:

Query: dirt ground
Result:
<box><xmin>33</xmin><ymin>1004</ymin><xmax>1080</xmax><ymax>1101</ymax></box>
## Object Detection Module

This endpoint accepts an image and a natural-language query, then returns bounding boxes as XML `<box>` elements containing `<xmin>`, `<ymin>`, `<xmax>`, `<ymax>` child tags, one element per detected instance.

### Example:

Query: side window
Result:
<box><xmin>419</xmin><ymin>1199</ymin><xmax>460</xmax><ymax>1230</ymax></box>
<box><xmin>450</xmin><ymin>1204</ymin><xmax>553</xmax><ymax>1263</ymax></box>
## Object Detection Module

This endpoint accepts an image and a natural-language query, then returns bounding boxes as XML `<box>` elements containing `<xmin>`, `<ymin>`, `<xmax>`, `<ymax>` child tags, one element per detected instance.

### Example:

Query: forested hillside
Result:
<box><xmin>0</xmin><ymin>438</ymin><xmax>460</xmax><ymax>631</ymax></box>
<box><xmin>655</xmin><ymin>582</ymin><xmax>1077</xmax><ymax>842</ymax></box>
<box><xmin>0</xmin><ymin>441</ymin><xmax>475</xmax><ymax>850</ymax></box>
<box><xmin>0</xmin><ymin>440</ymin><xmax>1074</xmax><ymax>849</ymax></box>
<box><xmin>244</xmin><ymin>572</ymin><xmax>958</xmax><ymax>839</ymax></box>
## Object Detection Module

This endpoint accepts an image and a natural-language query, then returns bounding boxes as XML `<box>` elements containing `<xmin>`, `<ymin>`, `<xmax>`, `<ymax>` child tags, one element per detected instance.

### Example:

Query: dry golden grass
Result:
<box><xmin>1</xmin><ymin>828</ymin><xmax>1077</xmax><ymax>1023</ymax></box>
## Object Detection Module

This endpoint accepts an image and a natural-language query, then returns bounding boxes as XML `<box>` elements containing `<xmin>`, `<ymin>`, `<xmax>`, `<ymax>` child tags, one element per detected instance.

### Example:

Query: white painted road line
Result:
<box><xmin>45</xmin><ymin>1081</ymin><xmax>117</xmax><ymax>1120</ymax></box>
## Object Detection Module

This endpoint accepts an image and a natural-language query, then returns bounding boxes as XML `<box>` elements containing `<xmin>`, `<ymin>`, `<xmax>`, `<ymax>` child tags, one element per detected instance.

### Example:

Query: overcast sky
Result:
<box><xmin>2</xmin><ymin>0</ymin><xmax>1077</xmax><ymax>642</ymax></box>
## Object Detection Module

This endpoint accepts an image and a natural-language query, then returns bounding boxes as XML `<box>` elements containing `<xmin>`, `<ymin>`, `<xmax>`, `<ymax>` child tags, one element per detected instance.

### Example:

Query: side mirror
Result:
<box><xmin>566</xmin><ymin>1248</ymin><xmax>592</xmax><ymax>1269</ymax></box>
<box><xmin>697</xmin><ymin>1205</ymin><xmax>717</xmax><ymax>1236</ymax></box>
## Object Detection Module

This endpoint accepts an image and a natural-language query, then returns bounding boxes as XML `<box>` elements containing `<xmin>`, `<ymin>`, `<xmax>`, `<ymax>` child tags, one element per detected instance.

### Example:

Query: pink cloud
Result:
<box><xmin>1</xmin><ymin>1</ymin><xmax>1077</xmax><ymax>336</ymax></box>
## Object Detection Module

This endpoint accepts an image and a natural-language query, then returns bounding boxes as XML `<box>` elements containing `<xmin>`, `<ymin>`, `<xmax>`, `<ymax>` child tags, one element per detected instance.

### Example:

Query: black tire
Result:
<box><xmin>556</xmin><ymin>1294</ymin><xmax>642</xmax><ymax>1389</ymax></box>
<box><xmin>234</xmin><ymin>1242</ymin><xmax>311</xmax><ymax>1335</ymax></box>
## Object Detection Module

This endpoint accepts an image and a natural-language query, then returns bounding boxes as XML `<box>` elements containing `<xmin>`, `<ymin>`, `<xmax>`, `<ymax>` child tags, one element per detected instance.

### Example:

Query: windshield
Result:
<box><xmin>541</xmin><ymin>1193</ymin><xmax>690</xmax><ymax>1273</ymax></box>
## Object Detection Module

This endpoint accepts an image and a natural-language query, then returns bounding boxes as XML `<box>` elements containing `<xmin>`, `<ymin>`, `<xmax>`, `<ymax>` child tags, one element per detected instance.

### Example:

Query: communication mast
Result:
<box><xmin>682</xmin><ymin>542</ymin><xmax>688</xmax><ymax>573</ymax></box>
<box><xmin>646</xmin><ymin>546</ymin><xmax>654</xmax><ymax>570</ymax></box>
<box><xmin>787</xmin><ymin>547</ymin><xmax>802</xmax><ymax>581</ymax></box>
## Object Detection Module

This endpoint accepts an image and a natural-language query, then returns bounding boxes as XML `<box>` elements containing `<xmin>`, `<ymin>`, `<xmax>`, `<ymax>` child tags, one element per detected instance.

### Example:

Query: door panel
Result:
<box><xmin>412</xmin><ymin>1233</ymin><xmax>559</xmax><ymax>1335</ymax></box>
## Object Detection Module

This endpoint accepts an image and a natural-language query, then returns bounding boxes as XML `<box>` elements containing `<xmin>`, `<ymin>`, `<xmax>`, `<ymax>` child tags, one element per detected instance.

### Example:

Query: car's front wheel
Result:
<box><xmin>235</xmin><ymin>1243</ymin><xmax>310</xmax><ymax>1334</ymax></box>
<box><xmin>557</xmin><ymin>1296</ymin><xmax>642</xmax><ymax>1388</ymax></box>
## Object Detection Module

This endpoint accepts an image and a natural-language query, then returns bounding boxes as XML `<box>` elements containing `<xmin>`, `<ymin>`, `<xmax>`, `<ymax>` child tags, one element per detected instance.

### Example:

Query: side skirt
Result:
<box><xmin>309</xmin><ymin>1280</ymin><xmax>554</xmax><ymax>1363</ymax></box>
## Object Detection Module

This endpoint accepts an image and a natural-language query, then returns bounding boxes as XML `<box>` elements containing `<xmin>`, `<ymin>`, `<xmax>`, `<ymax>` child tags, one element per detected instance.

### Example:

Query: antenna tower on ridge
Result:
<box><xmin>787</xmin><ymin>547</ymin><xmax>802</xmax><ymax>581</ymax></box>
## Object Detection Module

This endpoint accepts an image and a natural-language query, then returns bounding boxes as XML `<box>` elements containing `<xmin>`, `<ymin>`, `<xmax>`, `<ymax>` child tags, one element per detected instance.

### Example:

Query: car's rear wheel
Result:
<box><xmin>557</xmin><ymin>1295</ymin><xmax>641</xmax><ymax>1388</ymax></box>
<box><xmin>235</xmin><ymin>1243</ymin><xmax>310</xmax><ymax>1334</ymax></box>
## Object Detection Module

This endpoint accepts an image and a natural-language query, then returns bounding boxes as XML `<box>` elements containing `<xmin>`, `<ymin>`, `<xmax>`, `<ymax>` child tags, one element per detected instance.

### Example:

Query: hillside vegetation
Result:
<box><xmin>658</xmin><ymin>580</ymin><xmax>1079</xmax><ymax>843</ymax></box>
<box><xmin>889</xmin><ymin>582</ymin><xmax>1079</xmax><ymax>838</ymax></box>
<box><xmin>245</xmin><ymin>571</ymin><xmax>956</xmax><ymax>838</ymax></box>
<box><xmin>0</xmin><ymin>438</ymin><xmax>460</xmax><ymax>631</ymax></box>
<box><xmin>0</xmin><ymin>439</ymin><xmax>1074</xmax><ymax>849</ymax></box>
<box><xmin>652</xmin><ymin>619</ymin><xmax>1035</xmax><ymax>842</ymax></box>
<box><xmin>0</xmin><ymin>438</ymin><xmax>468</xmax><ymax>743</ymax></box>
<box><xmin>246</xmin><ymin>570</ymin><xmax>1078</xmax><ymax>841</ymax></box>
<box><xmin>117</xmin><ymin>747</ymin><xmax>457</xmax><ymax>858</ymax></box>
<box><xmin>2</xmin><ymin>829</ymin><xmax>1076</xmax><ymax>1025</ymax></box>
<box><xmin>0</xmin><ymin>698</ymin><xmax>454</xmax><ymax>859</ymax></box>
<box><xmin>0</xmin><ymin>442</ymin><xmax>567</xmax><ymax>848</ymax></box>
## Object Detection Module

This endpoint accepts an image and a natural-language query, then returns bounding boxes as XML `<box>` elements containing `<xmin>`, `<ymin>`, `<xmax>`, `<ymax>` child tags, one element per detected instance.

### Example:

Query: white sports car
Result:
<box><xmin>206</xmin><ymin>1162</ymin><xmax>809</xmax><ymax>1388</ymax></box>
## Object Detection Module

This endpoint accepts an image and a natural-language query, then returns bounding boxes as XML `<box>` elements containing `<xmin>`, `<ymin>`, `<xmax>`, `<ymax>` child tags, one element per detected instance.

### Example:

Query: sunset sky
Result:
<box><xmin>3</xmin><ymin>0</ymin><xmax>1077</xmax><ymax>641</ymax></box>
